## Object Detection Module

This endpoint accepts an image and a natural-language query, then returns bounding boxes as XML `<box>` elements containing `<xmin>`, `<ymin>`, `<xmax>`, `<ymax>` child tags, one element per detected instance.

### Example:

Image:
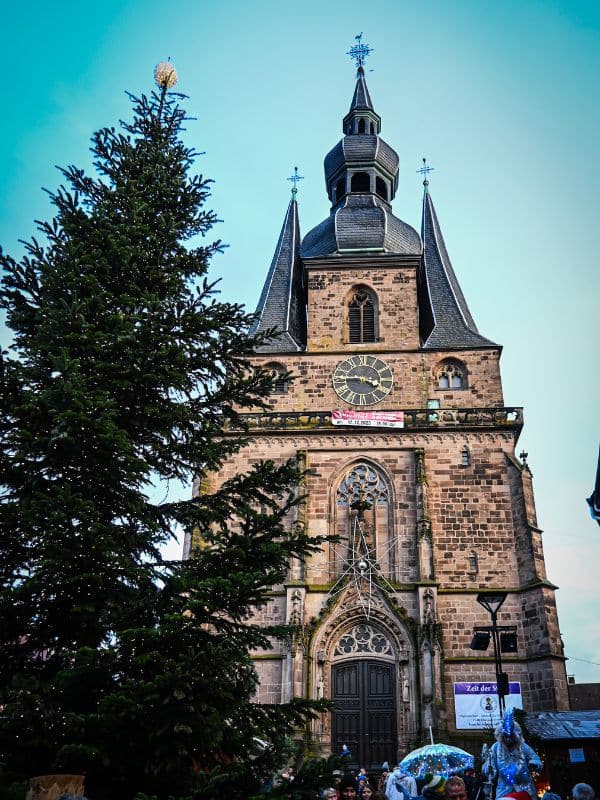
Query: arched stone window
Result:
<box><xmin>264</xmin><ymin>362</ymin><xmax>288</xmax><ymax>394</ymax></box>
<box><xmin>347</xmin><ymin>287</ymin><xmax>377</xmax><ymax>343</ymax></box>
<box><xmin>335</xmin><ymin>177</ymin><xmax>346</xmax><ymax>203</ymax></box>
<box><xmin>351</xmin><ymin>172</ymin><xmax>370</xmax><ymax>193</ymax></box>
<box><xmin>358</xmin><ymin>118</ymin><xmax>366</xmax><ymax>134</ymax></box>
<box><xmin>370</xmin><ymin>122</ymin><xmax>375</xmax><ymax>135</ymax></box>
<box><xmin>436</xmin><ymin>359</ymin><xmax>467</xmax><ymax>390</ymax></box>
<box><xmin>331</xmin><ymin>461</ymin><xmax>394</xmax><ymax>580</ymax></box>
<box><xmin>337</xmin><ymin>462</ymin><xmax>389</xmax><ymax>508</ymax></box>
<box><xmin>376</xmin><ymin>176</ymin><xmax>387</xmax><ymax>200</ymax></box>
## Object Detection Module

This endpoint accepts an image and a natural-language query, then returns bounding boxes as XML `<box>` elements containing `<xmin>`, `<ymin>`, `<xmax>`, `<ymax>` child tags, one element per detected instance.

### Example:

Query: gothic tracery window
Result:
<box><xmin>436</xmin><ymin>360</ymin><xmax>467</xmax><ymax>390</ymax></box>
<box><xmin>333</xmin><ymin>623</ymin><xmax>394</xmax><ymax>659</ymax></box>
<box><xmin>337</xmin><ymin>462</ymin><xmax>389</xmax><ymax>508</ymax></box>
<box><xmin>348</xmin><ymin>288</ymin><xmax>377</xmax><ymax>343</ymax></box>
<box><xmin>332</xmin><ymin>461</ymin><xmax>394</xmax><ymax>581</ymax></box>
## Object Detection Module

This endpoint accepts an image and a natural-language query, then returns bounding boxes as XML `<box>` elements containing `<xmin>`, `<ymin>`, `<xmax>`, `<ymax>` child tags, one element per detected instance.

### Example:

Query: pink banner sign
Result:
<box><xmin>332</xmin><ymin>410</ymin><xmax>405</xmax><ymax>429</ymax></box>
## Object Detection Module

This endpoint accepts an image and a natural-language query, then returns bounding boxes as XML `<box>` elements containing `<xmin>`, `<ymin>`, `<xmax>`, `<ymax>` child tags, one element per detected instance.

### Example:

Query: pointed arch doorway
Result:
<box><xmin>330</xmin><ymin>623</ymin><xmax>398</xmax><ymax>770</ymax></box>
<box><xmin>332</xmin><ymin>659</ymin><xmax>397</xmax><ymax>770</ymax></box>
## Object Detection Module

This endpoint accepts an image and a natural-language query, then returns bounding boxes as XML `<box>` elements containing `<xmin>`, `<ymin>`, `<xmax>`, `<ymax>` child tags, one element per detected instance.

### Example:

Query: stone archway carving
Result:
<box><xmin>310</xmin><ymin>581</ymin><xmax>418</xmax><ymax>756</ymax></box>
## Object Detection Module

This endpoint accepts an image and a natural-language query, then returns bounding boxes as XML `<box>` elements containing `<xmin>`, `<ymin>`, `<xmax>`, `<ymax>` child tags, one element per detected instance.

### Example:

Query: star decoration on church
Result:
<box><xmin>326</xmin><ymin>496</ymin><xmax>397</xmax><ymax>619</ymax></box>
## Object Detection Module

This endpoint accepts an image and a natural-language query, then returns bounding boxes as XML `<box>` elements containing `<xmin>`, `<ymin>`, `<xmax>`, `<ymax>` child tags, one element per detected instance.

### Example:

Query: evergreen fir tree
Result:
<box><xmin>0</xmin><ymin>70</ymin><xmax>327</xmax><ymax>800</ymax></box>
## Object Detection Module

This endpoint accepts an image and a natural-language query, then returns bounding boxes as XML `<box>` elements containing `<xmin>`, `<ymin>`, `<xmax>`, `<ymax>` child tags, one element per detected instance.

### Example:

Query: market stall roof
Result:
<box><xmin>525</xmin><ymin>711</ymin><xmax>600</xmax><ymax>740</ymax></box>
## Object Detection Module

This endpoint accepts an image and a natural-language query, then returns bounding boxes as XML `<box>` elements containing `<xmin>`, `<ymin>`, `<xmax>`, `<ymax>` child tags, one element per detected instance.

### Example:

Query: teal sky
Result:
<box><xmin>1</xmin><ymin>1</ymin><xmax>599</xmax><ymax>684</ymax></box>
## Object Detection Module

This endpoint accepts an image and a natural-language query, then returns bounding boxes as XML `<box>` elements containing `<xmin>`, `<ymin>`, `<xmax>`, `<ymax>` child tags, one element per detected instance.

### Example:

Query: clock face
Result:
<box><xmin>333</xmin><ymin>355</ymin><xmax>393</xmax><ymax>405</ymax></box>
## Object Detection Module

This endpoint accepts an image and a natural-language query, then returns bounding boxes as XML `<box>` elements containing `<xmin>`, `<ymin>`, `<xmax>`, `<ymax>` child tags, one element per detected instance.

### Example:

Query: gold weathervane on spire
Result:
<box><xmin>154</xmin><ymin>59</ymin><xmax>178</xmax><ymax>89</ymax></box>
<box><xmin>346</xmin><ymin>33</ymin><xmax>374</xmax><ymax>76</ymax></box>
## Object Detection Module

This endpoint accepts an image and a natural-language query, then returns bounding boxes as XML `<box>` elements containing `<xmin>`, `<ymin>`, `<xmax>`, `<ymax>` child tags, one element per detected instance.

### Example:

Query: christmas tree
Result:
<box><xmin>0</xmin><ymin>62</ymin><xmax>326</xmax><ymax>800</ymax></box>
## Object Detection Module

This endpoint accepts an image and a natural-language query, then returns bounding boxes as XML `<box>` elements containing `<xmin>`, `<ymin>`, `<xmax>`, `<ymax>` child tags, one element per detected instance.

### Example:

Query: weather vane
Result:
<box><xmin>417</xmin><ymin>157</ymin><xmax>435</xmax><ymax>188</ymax></box>
<box><xmin>287</xmin><ymin>166</ymin><xmax>304</xmax><ymax>197</ymax></box>
<box><xmin>346</xmin><ymin>33</ymin><xmax>373</xmax><ymax>75</ymax></box>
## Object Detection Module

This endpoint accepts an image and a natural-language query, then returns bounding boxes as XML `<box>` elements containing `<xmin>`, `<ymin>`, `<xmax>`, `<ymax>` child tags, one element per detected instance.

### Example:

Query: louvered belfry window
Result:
<box><xmin>348</xmin><ymin>291</ymin><xmax>376</xmax><ymax>343</ymax></box>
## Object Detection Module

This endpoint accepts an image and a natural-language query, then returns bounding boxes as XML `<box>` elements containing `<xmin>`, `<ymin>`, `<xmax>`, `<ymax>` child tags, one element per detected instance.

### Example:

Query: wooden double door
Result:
<box><xmin>332</xmin><ymin>659</ymin><xmax>397</xmax><ymax>771</ymax></box>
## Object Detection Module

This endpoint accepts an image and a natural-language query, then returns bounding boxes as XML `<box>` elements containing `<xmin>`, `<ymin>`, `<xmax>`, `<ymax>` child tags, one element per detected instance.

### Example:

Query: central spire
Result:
<box><xmin>301</xmin><ymin>38</ymin><xmax>421</xmax><ymax>259</ymax></box>
<box><xmin>343</xmin><ymin>34</ymin><xmax>380</xmax><ymax>136</ymax></box>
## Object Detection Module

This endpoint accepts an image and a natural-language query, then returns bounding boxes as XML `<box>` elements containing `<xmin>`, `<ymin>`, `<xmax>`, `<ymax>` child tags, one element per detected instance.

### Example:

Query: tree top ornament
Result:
<box><xmin>154</xmin><ymin>60</ymin><xmax>178</xmax><ymax>89</ymax></box>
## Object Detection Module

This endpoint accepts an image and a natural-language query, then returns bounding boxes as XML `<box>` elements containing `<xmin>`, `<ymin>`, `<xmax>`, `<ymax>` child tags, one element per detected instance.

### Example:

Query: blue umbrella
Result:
<box><xmin>399</xmin><ymin>743</ymin><xmax>474</xmax><ymax>779</ymax></box>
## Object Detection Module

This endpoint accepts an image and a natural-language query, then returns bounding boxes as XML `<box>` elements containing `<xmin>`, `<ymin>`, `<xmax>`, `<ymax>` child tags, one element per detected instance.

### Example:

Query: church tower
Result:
<box><xmin>209</xmin><ymin>52</ymin><xmax>569</xmax><ymax>766</ymax></box>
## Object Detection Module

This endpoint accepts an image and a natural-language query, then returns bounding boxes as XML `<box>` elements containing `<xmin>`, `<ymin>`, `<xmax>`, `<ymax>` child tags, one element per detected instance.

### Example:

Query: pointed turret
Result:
<box><xmin>348</xmin><ymin>69</ymin><xmax>375</xmax><ymax>112</ymax></box>
<box><xmin>343</xmin><ymin>66</ymin><xmax>380</xmax><ymax>135</ymax></box>
<box><xmin>250</xmin><ymin>195</ymin><xmax>306</xmax><ymax>353</ymax></box>
<box><xmin>419</xmin><ymin>187</ymin><xmax>496</xmax><ymax>348</ymax></box>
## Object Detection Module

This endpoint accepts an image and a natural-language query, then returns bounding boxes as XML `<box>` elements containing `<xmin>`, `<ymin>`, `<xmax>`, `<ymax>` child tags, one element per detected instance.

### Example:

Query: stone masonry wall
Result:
<box><xmin>253</xmin><ymin>348</ymin><xmax>504</xmax><ymax>413</ymax></box>
<box><xmin>205</xmin><ymin>421</ymin><xmax>569</xmax><ymax>714</ymax></box>
<box><xmin>427</xmin><ymin>438</ymin><xmax>518</xmax><ymax>587</ymax></box>
<box><xmin>305</xmin><ymin>262</ymin><xmax>421</xmax><ymax>351</ymax></box>
<box><xmin>506</xmin><ymin>458</ymin><xmax>548</xmax><ymax>584</ymax></box>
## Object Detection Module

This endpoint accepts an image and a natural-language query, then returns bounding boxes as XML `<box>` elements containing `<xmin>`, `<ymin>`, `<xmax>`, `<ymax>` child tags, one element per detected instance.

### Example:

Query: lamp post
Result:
<box><xmin>470</xmin><ymin>591</ymin><xmax>518</xmax><ymax>717</ymax></box>
<box><xmin>477</xmin><ymin>592</ymin><xmax>507</xmax><ymax>716</ymax></box>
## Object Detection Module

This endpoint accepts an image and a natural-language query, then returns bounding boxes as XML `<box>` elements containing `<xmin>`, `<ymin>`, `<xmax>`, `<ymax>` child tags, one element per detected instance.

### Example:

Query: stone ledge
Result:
<box><xmin>226</xmin><ymin>406</ymin><xmax>524</xmax><ymax>433</ymax></box>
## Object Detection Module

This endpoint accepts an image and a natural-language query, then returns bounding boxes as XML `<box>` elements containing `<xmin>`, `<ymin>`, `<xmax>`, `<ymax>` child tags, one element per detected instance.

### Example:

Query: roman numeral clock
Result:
<box><xmin>332</xmin><ymin>355</ymin><xmax>393</xmax><ymax>405</ymax></box>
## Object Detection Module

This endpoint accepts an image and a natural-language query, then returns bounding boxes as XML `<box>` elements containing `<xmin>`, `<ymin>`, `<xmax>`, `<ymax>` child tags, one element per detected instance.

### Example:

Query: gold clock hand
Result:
<box><xmin>347</xmin><ymin>373</ymin><xmax>380</xmax><ymax>387</ymax></box>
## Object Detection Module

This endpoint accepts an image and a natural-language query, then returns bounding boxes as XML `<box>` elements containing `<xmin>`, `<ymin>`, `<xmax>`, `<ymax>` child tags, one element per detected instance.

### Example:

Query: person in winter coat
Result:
<box><xmin>386</xmin><ymin>767</ymin><xmax>418</xmax><ymax>800</ymax></box>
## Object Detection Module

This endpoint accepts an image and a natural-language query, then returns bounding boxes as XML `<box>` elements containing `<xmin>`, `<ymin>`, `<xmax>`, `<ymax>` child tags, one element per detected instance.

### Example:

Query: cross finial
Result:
<box><xmin>417</xmin><ymin>157</ymin><xmax>435</xmax><ymax>191</ymax></box>
<box><xmin>287</xmin><ymin>166</ymin><xmax>304</xmax><ymax>198</ymax></box>
<box><xmin>346</xmin><ymin>33</ymin><xmax>374</xmax><ymax>76</ymax></box>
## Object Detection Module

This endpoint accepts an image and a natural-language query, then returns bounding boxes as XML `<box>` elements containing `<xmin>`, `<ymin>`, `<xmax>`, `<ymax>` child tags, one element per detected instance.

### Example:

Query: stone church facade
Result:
<box><xmin>195</xmin><ymin>65</ymin><xmax>569</xmax><ymax>766</ymax></box>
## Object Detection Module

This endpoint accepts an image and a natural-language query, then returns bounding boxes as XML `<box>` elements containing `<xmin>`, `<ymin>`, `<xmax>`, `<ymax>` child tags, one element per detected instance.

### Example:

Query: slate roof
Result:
<box><xmin>419</xmin><ymin>189</ymin><xmax>497</xmax><ymax>349</ymax></box>
<box><xmin>250</xmin><ymin>197</ymin><xmax>307</xmax><ymax>353</ymax></box>
<box><xmin>324</xmin><ymin>135</ymin><xmax>399</xmax><ymax>182</ymax></box>
<box><xmin>525</xmin><ymin>711</ymin><xmax>600</xmax><ymax>740</ymax></box>
<box><xmin>586</xmin><ymin>447</ymin><xmax>600</xmax><ymax>526</ymax></box>
<box><xmin>349</xmin><ymin>74</ymin><xmax>374</xmax><ymax>111</ymax></box>
<box><xmin>301</xmin><ymin>194</ymin><xmax>421</xmax><ymax>258</ymax></box>
<box><xmin>303</xmin><ymin>72</ymin><xmax>419</xmax><ymax>259</ymax></box>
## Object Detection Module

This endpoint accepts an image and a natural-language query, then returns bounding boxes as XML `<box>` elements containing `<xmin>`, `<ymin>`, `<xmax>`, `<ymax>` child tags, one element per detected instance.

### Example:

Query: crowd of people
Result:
<box><xmin>317</xmin><ymin>713</ymin><xmax>596</xmax><ymax>800</ymax></box>
<box><xmin>319</xmin><ymin>768</ymin><xmax>595</xmax><ymax>800</ymax></box>
<box><xmin>321</xmin><ymin>767</ymin><xmax>482</xmax><ymax>800</ymax></box>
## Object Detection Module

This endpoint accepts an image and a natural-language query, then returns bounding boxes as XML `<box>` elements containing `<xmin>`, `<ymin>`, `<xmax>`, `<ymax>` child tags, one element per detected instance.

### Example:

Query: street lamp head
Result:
<box><xmin>477</xmin><ymin>591</ymin><xmax>508</xmax><ymax>615</ymax></box>
<box><xmin>470</xmin><ymin>630</ymin><xmax>491</xmax><ymax>651</ymax></box>
<box><xmin>500</xmin><ymin>631</ymin><xmax>518</xmax><ymax>653</ymax></box>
